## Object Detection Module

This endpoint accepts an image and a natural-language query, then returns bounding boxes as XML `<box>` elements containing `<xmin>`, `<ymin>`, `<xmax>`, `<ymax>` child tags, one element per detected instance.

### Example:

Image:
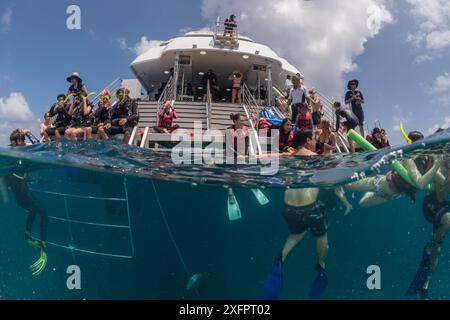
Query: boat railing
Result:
<box><xmin>213</xmin><ymin>18</ymin><xmax>239</xmax><ymax>48</ymax></box>
<box><xmin>90</xmin><ymin>77</ymin><xmax>123</xmax><ymax>107</ymax></box>
<box><xmin>316</xmin><ymin>90</ymin><xmax>351</xmax><ymax>153</ymax></box>
<box><xmin>242</xmin><ymin>83</ymin><xmax>263</xmax><ymax>155</ymax></box>
<box><xmin>156</xmin><ymin>76</ymin><xmax>175</xmax><ymax>125</ymax></box>
<box><xmin>206</xmin><ymin>80</ymin><xmax>212</xmax><ymax>130</ymax></box>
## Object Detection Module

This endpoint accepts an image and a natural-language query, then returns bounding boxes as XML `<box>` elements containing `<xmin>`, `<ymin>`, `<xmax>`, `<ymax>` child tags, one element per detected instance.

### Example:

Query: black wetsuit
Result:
<box><xmin>106</xmin><ymin>99</ymin><xmax>139</xmax><ymax>135</ymax></box>
<box><xmin>423</xmin><ymin>192</ymin><xmax>449</xmax><ymax>232</ymax></box>
<box><xmin>70</xmin><ymin>102</ymin><xmax>94</xmax><ymax>128</ymax></box>
<box><xmin>47</xmin><ymin>103</ymin><xmax>71</xmax><ymax>136</ymax></box>
<box><xmin>92</xmin><ymin>106</ymin><xmax>111</xmax><ymax>134</ymax></box>
<box><xmin>335</xmin><ymin>107</ymin><xmax>359</xmax><ymax>132</ymax></box>
<box><xmin>4</xmin><ymin>167</ymin><xmax>48</xmax><ymax>243</ymax></box>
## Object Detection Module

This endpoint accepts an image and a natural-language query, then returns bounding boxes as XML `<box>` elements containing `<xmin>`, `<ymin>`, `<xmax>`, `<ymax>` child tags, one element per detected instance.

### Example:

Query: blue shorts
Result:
<box><xmin>352</xmin><ymin>105</ymin><xmax>364</xmax><ymax>125</ymax></box>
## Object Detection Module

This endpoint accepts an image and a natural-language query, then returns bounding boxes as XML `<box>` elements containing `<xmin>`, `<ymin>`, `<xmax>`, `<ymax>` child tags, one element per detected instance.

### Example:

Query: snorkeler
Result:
<box><xmin>406</xmin><ymin>150</ymin><xmax>450</xmax><ymax>299</ymax></box>
<box><xmin>262</xmin><ymin>129</ymin><xmax>352</xmax><ymax>300</ymax></box>
<box><xmin>3</xmin><ymin>129</ymin><xmax>49</xmax><ymax>276</ymax></box>
<box><xmin>93</xmin><ymin>91</ymin><xmax>112</xmax><ymax>140</ymax></box>
<box><xmin>104</xmin><ymin>88</ymin><xmax>139</xmax><ymax>143</ymax></box>
<box><xmin>345</xmin><ymin>131</ymin><xmax>442</xmax><ymax>208</ymax></box>
<box><xmin>47</xmin><ymin>94</ymin><xmax>71</xmax><ymax>141</ymax></box>
<box><xmin>65</xmin><ymin>93</ymin><xmax>94</xmax><ymax>141</ymax></box>
<box><xmin>333</xmin><ymin>101</ymin><xmax>359</xmax><ymax>153</ymax></box>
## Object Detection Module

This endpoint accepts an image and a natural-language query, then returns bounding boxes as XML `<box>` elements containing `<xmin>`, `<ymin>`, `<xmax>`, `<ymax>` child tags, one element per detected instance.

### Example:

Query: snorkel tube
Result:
<box><xmin>347</xmin><ymin>129</ymin><xmax>416</xmax><ymax>187</ymax></box>
<box><xmin>400</xmin><ymin>122</ymin><xmax>412</xmax><ymax>144</ymax></box>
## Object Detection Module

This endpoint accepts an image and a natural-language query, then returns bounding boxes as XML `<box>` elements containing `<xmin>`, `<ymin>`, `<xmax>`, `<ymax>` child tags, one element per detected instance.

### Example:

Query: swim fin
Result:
<box><xmin>261</xmin><ymin>256</ymin><xmax>283</xmax><ymax>300</ymax></box>
<box><xmin>406</xmin><ymin>246</ymin><xmax>431</xmax><ymax>298</ymax></box>
<box><xmin>29</xmin><ymin>248</ymin><xmax>47</xmax><ymax>276</ymax></box>
<box><xmin>251</xmin><ymin>189</ymin><xmax>269</xmax><ymax>206</ymax></box>
<box><xmin>227</xmin><ymin>189</ymin><xmax>242</xmax><ymax>221</ymax></box>
<box><xmin>308</xmin><ymin>265</ymin><xmax>328</xmax><ymax>300</ymax></box>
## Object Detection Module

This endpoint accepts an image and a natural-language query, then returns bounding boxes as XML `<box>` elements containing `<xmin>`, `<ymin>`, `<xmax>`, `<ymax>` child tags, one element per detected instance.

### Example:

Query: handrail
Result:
<box><xmin>156</xmin><ymin>76</ymin><xmax>175</xmax><ymax>126</ymax></box>
<box><xmin>206</xmin><ymin>80</ymin><xmax>212</xmax><ymax>130</ymax></box>
<box><xmin>242</xmin><ymin>83</ymin><xmax>263</xmax><ymax>155</ymax></box>
<box><xmin>213</xmin><ymin>17</ymin><xmax>239</xmax><ymax>47</ymax></box>
<box><xmin>90</xmin><ymin>78</ymin><xmax>122</xmax><ymax>107</ymax></box>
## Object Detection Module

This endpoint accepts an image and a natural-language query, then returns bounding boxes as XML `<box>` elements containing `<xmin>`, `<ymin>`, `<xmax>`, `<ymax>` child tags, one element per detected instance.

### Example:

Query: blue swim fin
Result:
<box><xmin>406</xmin><ymin>247</ymin><xmax>431</xmax><ymax>298</ymax></box>
<box><xmin>227</xmin><ymin>189</ymin><xmax>242</xmax><ymax>221</ymax></box>
<box><xmin>261</xmin><ymin>257</ymin><xmax>283</xmax><ymax>300</ymax></box>
<box><xmin>308</xmin><ymin>265</ymin><xmax>328</xmax><ymax>300</ymax></box>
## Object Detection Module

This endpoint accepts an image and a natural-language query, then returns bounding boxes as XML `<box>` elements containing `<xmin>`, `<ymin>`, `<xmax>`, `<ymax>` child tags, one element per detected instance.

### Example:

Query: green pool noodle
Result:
<box><xmin>272</xmin><ymin>86</ymin><xmax>284</xmax><ymax>98</ymax></box>
<box><xmin>347</xmin><ymin>129</ymin><xmax>416</xmax><ymax>187</ymax></box>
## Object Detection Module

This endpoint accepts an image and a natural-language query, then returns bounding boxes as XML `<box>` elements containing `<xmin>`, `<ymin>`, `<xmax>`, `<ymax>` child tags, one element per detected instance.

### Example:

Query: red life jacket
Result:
<box><xmin>367</xmin><ymin>134</ymin><xmax>390</xmax><ymax>149</ymax></box>
<box><xmin>296</xmin><ymin>112</ymin><xmax>312</xmax><ymax>130</ymax></box>
<box><xmin>158</xmin><ymin>110</ymin><xmax>176</xmax><ymax>129</ymax></box>
<box><xmin>259</xmin><ymin>117</ymin><xmax>272</xmax><ymax>131</ymax></box>
<box><xmin>279</xmin><ymin>131</ymin><xmax>294</xmax><ymax>151</ymax></box>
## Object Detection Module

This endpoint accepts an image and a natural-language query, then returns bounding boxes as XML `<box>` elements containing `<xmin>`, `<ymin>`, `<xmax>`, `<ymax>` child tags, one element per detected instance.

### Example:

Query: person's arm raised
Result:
<box><xmin>404</xmin><ymin>156</ymin><xmax>443</xmax><ymax>189</ymax></box>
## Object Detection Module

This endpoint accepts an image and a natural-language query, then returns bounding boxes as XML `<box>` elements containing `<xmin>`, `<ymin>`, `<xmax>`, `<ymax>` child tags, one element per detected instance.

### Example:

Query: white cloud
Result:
<box><xmin>116</xmin><ymin>37</ymin><xmax>130</xmax><ymax>51</ymax></box>
<box><xmin>116</xmin><ymin>36</ymin><xmax>164</xmax><ymax>56</ymax></box>
<box><xmin>428</xmin><ymin>116</ymin><xmax>450</xmax><ymax>134</ymax></box>
<box><xmin>201</xmin><ymin>0</ymin><xmax>393</xmax><ymax>98</ymax></box>
<box><xmin>431</xmin><ymin>72</ymin><xmax>450</xmax><ymax>105</ymax></box>
<box><xmin>0</xmin><ymin>92</ymin><xmax>39</xmax><ymax>146</ymax></box>
<box><xmin>1</xmin><ymin>7</ymin><xmax>12</xmax><ymax>33</ymax></box>
<box><xmin>134</xmin><ymin>37</ymin><xmax>164</xmax><ymax>56</ymax></box>
<box><xmin>406</xmin><ymin>0</ymin><xmax>450</xmax><ymax>50</ymax></box>
<box><xmin>415</xmin><ymin>54</ymin><xmax>434</xmax><ymax>64</ymax></box>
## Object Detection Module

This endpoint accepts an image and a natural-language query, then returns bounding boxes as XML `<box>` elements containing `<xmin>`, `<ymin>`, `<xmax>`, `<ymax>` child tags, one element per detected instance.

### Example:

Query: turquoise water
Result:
<box><xmin>0</xmin><ymin>131</ymin><xmax>449</xmax><ymax>300</ymax></box>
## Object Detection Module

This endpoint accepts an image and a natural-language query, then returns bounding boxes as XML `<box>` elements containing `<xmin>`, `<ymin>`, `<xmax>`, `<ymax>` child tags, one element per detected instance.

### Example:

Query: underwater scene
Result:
<box><xmin>0</xmin><ymin>130</ymin><xmax>449</xmax><ymax>300</ymax></box>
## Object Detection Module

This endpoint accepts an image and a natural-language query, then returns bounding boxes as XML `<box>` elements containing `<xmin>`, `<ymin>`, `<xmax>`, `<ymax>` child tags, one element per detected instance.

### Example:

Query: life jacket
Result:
<box><xmin>390</xmin><ymin>156</ymin><xmax>434</xmax><ymax>203</ymax></box>
<box><xmin>279</xmin><ymin>131</ymin><xmax>294</xmax><ymax>151</ymax></box>
<box><xmin>296</xmin><ymin>112</ymin><xmax>312</xmax><ymax>130</ymax></box>
<box><xmin>367</xmin><ymin>134</ymin><xmax>389</xmax><ymax>149</ymax></box>
<box><xmin>259</xmin><ymin>117</ymin><xmax>272</xmax><ymax>136</ymax></box>
<box><xmin>158</xmin><ymin>110</ymin><xmax>176</xmax><ymax>129</ymax></box>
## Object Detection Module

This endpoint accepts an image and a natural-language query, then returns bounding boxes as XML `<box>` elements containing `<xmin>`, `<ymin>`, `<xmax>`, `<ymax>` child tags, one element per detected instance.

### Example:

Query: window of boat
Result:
<box><xmin>179</xmin><ymin>55</ymin><xmax>192</xmax><ymax>65</ymax></box>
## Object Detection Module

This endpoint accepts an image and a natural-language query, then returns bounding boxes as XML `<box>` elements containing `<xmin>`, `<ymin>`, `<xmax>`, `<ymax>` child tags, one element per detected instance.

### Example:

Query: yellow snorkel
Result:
<box><xmin>400</xmin><ymin>122</ymin><xmax>412</xmax><ymax>144</ymax></box>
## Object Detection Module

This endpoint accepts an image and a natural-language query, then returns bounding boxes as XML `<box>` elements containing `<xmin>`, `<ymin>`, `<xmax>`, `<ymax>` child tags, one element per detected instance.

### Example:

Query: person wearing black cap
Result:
<box><xmin>46</xmin><ymin>94</ymin><xmax>71</xmax><ymax>141</ymax></box>
<box><xmin>66</xmin><ymin>72</ymin><xmax>88</xmax><ymax>98</ymax></box>
<box><xmin>2</xmin><ymin>129</ymin><xmax>49</xmax><ymax>275</ymax></box>
<box><xmin>104</xmin><ymin>88</ymin><xmax>139</xmax><ymax>143</ymax></box>
<box><xmin>345</xmin><ymin>79</ymin><xmax>365</xmax><ymax>138</ymax></box>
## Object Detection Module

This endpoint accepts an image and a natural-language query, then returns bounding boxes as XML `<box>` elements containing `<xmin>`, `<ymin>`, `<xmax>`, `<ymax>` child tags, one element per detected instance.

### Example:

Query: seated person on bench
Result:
<box><xmin>104</xmin><ymin>88</ymin><xmax>139</xmax><ymax>143</ymax></box>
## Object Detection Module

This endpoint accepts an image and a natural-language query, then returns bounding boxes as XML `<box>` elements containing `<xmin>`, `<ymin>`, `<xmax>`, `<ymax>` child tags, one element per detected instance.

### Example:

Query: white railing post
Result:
<box><xmin>173</xmin><ymin>53</ymin><xmax>180</xmax><ymax>101</ymax></box>
<box><xmin>267</xmin><ymin>62</ymin><xmax>272</xmax><ymax>106</ymax></box>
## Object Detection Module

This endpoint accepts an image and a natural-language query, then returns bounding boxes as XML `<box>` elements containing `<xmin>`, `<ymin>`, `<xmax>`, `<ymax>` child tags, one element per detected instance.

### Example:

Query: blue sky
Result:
<box><xmin>0</xmin><ymin>0</ymin><xmax>449</xmax><ymax>145</ymax></box>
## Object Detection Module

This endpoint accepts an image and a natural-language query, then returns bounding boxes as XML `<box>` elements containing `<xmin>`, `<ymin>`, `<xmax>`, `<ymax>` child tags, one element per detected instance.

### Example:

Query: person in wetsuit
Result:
<box><xmin>66</xmin><ymin>72</ymin><xmax>88</xmax><ymax>98</ymax></box>
<box><xmin>4</xmin><ymin>129</ymin><xmax>48</xmax><ymax>275</ymax></box>
<box><xmin>346</xmin><ymin>131</ymin><xmax>442</xmax><ymax>208</ymax></box>
<box><xmin>262</xmin><ymin>129</ymin><xmax>352</xmax><ymax>300</ymax></box>
<box><xmin>104</xmin><ymin>88</ymin><xmax>139</xmax><ymax>143</ymax></box>
<box><xmin>333</xmin><ymin>101</ymin><xmax>359</xmax><ymax>152</ymax></box>
<box><xmin>93</xmin><ymin>92</ymin><xmax>112</xmax><ymax>140</ymax></box>
<box><xmin>406</xmin><ymin>131</ymin><xmax>450</xmax><ymax>299</ymax></box>
<box><xmin>65</xmin><ymin>93</ymin><xmax>94</xmax><ymax>141</ymax></box>
<box><xmin>46</xmin><ymin>94</ymin><xmax>71</xmax><ymax>141</ymax></box>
